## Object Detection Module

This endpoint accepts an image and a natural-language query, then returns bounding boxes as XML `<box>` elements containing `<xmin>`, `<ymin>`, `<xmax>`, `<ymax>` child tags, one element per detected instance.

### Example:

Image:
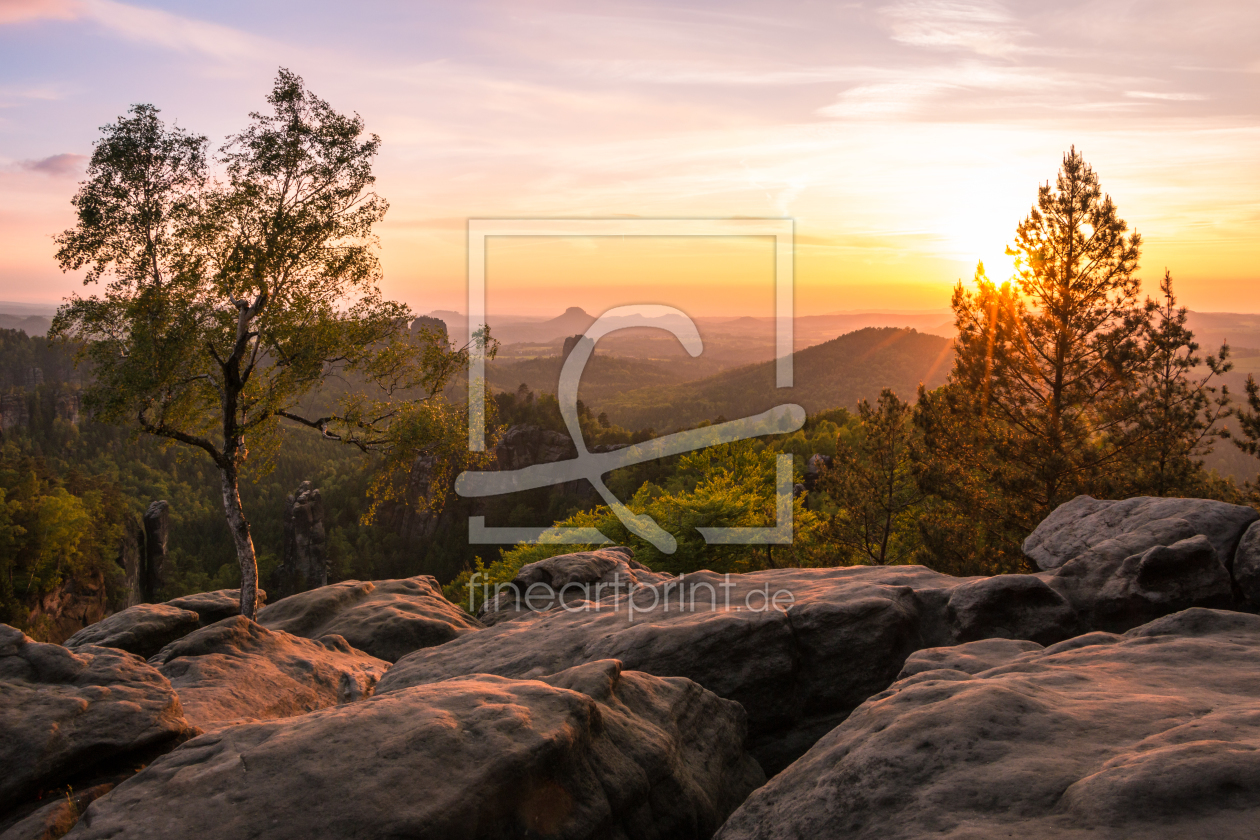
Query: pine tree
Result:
<box><xmin>915</xmin><ymin>148</ymin><xmax>1147</xmax><ymax>563</ymax></box>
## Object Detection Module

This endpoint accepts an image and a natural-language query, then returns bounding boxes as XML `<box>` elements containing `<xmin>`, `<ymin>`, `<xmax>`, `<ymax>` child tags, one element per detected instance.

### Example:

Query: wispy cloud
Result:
<box><xmin>19</xmin><ymin>152</ymin><xmax>86</xmax><ymax>175</ymax></box>
<box><xmin>819</xmin><ymin>81</ymin><xmax>956</xmax><ymax>119</ymax></box>
<box><xmin>560</xmin><ymin>60</ymin><xmax>869</xmax><ymax>87</ymax></box>
<box><xmin>882</xmin><ymin>0</ymin><xmax>1025</xmax><ymax>57</ymax></box>
<box><xmin>0</xmin><ymin>82</ymin><xmax>72</xmax><ymax>107</ymax></box>
<box><xmin>1127</xmin><ymin>91</ymin><xmax>1208</xmax><ymax>102</ymax></box>
<box><xmin>0</xmin><ymin>0</ymin><xmax>78</xmax><ymax>25</ymax></box>
<box><xmin>81</xmin><ymin>0</ymin><xmax>272</xmax><ymax>60</ymax></box>
<box><xmin>0</xmin><ymin>0</ymin><xmax>274</xmax><ymax>60</ymax></box>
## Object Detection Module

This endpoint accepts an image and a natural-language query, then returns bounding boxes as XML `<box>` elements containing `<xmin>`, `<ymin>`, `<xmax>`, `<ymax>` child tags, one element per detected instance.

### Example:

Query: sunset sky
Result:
<box><xmin>0</xmin><ymin>0</ymin><xmax>1257</xmax><ymax>317</ymax></box>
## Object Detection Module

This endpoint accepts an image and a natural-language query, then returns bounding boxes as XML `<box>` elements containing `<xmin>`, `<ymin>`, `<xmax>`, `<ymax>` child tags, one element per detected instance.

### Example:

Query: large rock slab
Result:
<box><xmin>63</xmin><ymin>604</ymin><xmax>201</xmax><ymax>660</ymax></box>
<box><xmin>150</xmin><ymin>616</ymin><xmax>389</xmax><ymax>730</ymax></box>
<box><xmin>379</xmin><ymin>565</ymin><xmax>967</xmax><ymax>774</ymax></box>
<box><xmin>66</xmin><ymin>660</ymin><xmax>764</xmax><ymax>840</ymax></box>
<box><xmin>0</xmin><ymin>625</ymin><xmax>192</xmax><ymax>814</ymax></box>
<box><xmin>257</xmin><ymin>574</ymin><xmax>483</xmax><ymax>662</ymax></box>
<box><xmin>715</xmin><ymin>608</ymin><xmax>1260</xmax><ymax>840</ymax></box>
<box><xmin>477</xmin><ymin>546</ymin><xmax>673</xmax><ymax>626</ymax></box>
<box><xmin>381</xmin><ymin>506</ymin><xmax>1258</xmax><ymax>776</ymax></box>
<box><xmin>1022</xmin><ymin>494</ymin><xmax>1258</xmax><ymax>572</ymax></box>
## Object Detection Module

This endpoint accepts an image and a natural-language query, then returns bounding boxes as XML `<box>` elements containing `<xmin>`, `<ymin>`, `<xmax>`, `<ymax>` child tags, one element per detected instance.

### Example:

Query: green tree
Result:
<box><xmin>445</xmin><ymin>439</ymin><xmax>825</xmax><ymax>611</ymax></box>
<box><xmin>1111</xmin><ymin>270</ymin><xmax>1231</xmax><ymax>497</ymax></box>
<box><xmin>820</xmin><ymin>389</ymin><xmax>923</xmax><ymax>565</ymax></box>
<box><xmin>52</xmin><ymin>70</ymin><xmax>472</xmax><ymax>618</ymax></box>
<box><xmin>916</xmin><ymin>148</ymin><xmax>1147</xmax><ymax>564</ymax></box>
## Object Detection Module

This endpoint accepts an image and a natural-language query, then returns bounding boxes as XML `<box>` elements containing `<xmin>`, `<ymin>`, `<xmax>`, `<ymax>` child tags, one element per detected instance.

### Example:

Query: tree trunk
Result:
<box><xmin>220</xmin><ymin>465</ymin><xmax>261</xmax><ymax>620</ymax></box>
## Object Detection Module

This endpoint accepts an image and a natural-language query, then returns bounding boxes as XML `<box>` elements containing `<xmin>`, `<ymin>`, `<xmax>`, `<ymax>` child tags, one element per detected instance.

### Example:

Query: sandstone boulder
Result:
<box><xmin>1022</xmin><ymin>494</ymin><xmax>1257</xmax><ymax>572</ymax></box>
<box><xmin>164</xmin><ymin>588</ymin><xmax>265</xmax><ymax>626</ymax></box>
<box><xmin>1231</xmin><ymin>519</ymin><xmax>1260</xmax><ymax>607</ymax></box>
<box><xmin>0</xmin><ymin>625</ymin><xmax>191</xmax><ymax>814</ymax></box>
<box><xmin>150</xmin><ymin>616</ymin><xmax>389</xmax><ymax>730</ymax></box>
<box><xmin>257</xmin><ymin>575</ymin><xmax>482</xmax><ymax>662</ymax></box>
<box><xmin>62</xmin><ymin>604</ymin><xmax>201</xmax><ymax>661</ymax></box>
<box><xmin>379</xmin><ymin>565</ymin><xmax>963</xmax><ymax>774</ymax></box>
<box><xmin>715</xmin><ymin>608</ymin><xmax>1260</xmax><ymax>840</ymax></box>
<box><xmin>1047</xmin><ymin>534</ymin><xmax>1235</xmax><ymax>631</ymax></box>
<box><xmin>477</xmin><ymin>546</ymin><xmax>673</xmax><ymax>626</ymax></box>
<box><xmin>66</xmin><ymin>660</ymin><xmax>764</xmax><ymax>840</ymax></box>
<box><xmin>946</xmin><ymin>573</ymin><xmax>1080</xmax><ymax>645</ymax></box>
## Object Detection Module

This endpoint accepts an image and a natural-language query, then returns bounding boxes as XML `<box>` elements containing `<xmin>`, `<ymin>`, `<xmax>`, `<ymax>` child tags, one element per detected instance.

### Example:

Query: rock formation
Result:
<box><xmin>1022</xmin><ymin>494</ymin><xmax>1257</xmax><ymax>572</ymax></box>
<box><xmin>63</xmin><ymin>604</ymin><xmax>202</xmax><ymax>660</ymax></box>
<box><xmin>257</xmin><ymin>574</ymin><xmax>483</xmax><ymax>662</ymax></box>
<box><xmin>62</xmin><ymin>589</ymin><xmax>269</xmax><ymax>660</ymax></box>
<box><xmin>562</xmin><ymin>333</ymin><xmax>594</xmax><ymax>361</ymax></box>
<box><xmin>114</xmin><ymin>502</ymin><xmax>171</xmax><ymax>609</ymax></box>
<box><xmin>476</xmin><ymin>546</ymin><xmax>673</xmax><ymax>626</ymax></box>
<box><xmin>65</xmin><ymin>660</ymin><xmax>763</xmax><ymax>840</ymax></box>
<box><xmin>0</xmin><ymin>625</ymin><xmax>192</xmax><ymax>814</ymax></box>
<box><xmin>115</xmin><ymin>516</ymin><xmax>145</xmax><ymax>609</ymax></box>
<box><xmin>5</xmin><ymin>493</ymin><xmax>1260</xmax><ymax>838</ymax></box>
<box><xmin>140</xmin><ymin>501</ymin><xmax>170</xmax><ymax>602</ymax></box>
<box><xmin>164</xmin><ymin>588</ymin><xmax>266</xmax><ymax>625</ymax></box>
<box><xmin>714</xmin><ymin>609</ymin><xmax>1260</xmax><ymax>839</ymax></box>
<box><xmin>380</xmin><ymin>495</ymin><xmax>1260</xmax><ymax>774</ymax></box>
<box><xmin>22</xmin><ymin>571</ymin><xmax>110</xmax><ymax>645</ymax></box>
<box><xmin>271</xmin><ymin>481</ymin><xmax>328</xmax><ymax>599</ymax></box>
<box><xmin>149</xmin><ymin>617</ymin><xmax>388</xmax><ymax>730</ymax></box>
<box><xmin>1229</xmin><ymin>519</ymin><xmax>1260</xmax><ymax>607</ymax></box>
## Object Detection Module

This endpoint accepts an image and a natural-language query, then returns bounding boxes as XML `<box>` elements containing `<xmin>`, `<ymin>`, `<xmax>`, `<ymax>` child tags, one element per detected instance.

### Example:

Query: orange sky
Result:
<box><xmin>1</xmin><ymin>1</ymin><xmax>1257</xmax><ymax>317</ymax></box>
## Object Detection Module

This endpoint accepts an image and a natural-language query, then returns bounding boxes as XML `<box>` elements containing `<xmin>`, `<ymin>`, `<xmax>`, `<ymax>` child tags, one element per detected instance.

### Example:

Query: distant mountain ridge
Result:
<box><xmin>595</xmin><ymin>327</ymin><xmax>954</xmax><ymax>431</ymax></box>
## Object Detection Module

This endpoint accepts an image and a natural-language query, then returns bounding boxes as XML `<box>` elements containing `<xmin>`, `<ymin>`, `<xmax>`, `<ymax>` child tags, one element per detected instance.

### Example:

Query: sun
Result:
<box><xmin>937</xmin><ymin>174</ymin><xmax>1028</xmax><ymax>286</ymax></box>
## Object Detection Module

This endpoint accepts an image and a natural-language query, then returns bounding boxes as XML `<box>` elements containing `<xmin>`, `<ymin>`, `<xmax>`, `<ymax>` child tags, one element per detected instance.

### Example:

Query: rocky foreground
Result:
<box><xmin>3</xmin><ymin>495</ymin><xmax>1260</xmax><ymax>839</ymax></box>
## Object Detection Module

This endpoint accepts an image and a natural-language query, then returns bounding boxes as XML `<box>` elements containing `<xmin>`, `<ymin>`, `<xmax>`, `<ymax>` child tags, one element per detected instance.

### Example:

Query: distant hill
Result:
<box><xmin>1185</xmin><ymin>312</ymin><xmax>1260</xmax><ymax>352</ymax></box>
<box><xmin>488</xmin><ymin>307</ymin><xmax>596</xmax><ymax>346</ymax></box>
<box><xmin>0</xmin><ymin>314</ymin><xmax>51</xmax><ymax>336</ymax></box>
<box><xmin>430</xmin><ymin>307</ymin><xmax>957</xmax><ymax>354</ymax></box>
<box><xmin>595</xmin><ymin>327</ymin><xmax>954</xmax><ymax>431</ymax></box>
<box><xmin>486</xmin><ymin>353</ymin><xmax>711</xmax><ymax>407</ymax></box>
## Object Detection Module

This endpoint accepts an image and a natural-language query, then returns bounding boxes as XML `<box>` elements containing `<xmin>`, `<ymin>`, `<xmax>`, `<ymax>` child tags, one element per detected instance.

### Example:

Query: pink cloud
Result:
<box><xmin>0</xmin><ymin>0</ymin><xmax>80</xmax><ymax>26</ymax></box>
<box><xmin>21</xmin><ymin>153</ymin><xmax>87</xmax><ymax>176</ymax></box>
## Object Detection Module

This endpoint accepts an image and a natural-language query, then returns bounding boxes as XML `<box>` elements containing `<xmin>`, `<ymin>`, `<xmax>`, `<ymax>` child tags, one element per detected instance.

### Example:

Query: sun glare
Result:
<box><xmin>939</xmin><ymin>179</ymin><xmax>1026</xmax><ymax>287</ymax></box>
